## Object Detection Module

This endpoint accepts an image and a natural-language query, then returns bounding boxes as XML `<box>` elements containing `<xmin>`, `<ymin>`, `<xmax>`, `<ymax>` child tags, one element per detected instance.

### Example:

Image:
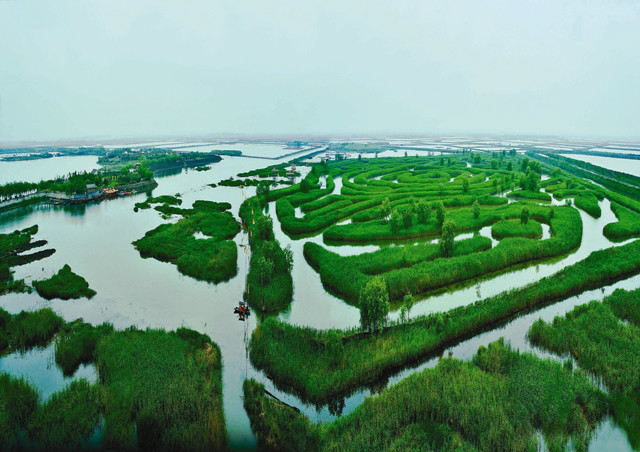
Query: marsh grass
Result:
<box><xmin>33</xmin><ymin>264</ymin><xmax>96</xmax><ymax>300</ymax></box>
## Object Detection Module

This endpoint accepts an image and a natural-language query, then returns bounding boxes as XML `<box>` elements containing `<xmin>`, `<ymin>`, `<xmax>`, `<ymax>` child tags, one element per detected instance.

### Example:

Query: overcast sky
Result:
<box><xmin>1</xmin><ymin>0</ymin><xmax>638</xmax><ymax>143</ymax></box>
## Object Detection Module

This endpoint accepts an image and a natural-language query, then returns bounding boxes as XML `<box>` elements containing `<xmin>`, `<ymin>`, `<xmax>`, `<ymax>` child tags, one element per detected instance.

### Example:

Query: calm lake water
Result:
<box><xmin>560</xmin><ymin>154</ymin><xmax>640</xmax><ymax>178</ymax></box>
<box><xmin>0</xmin><ymin>155</ymin><xmax>101</xmax><ymax>185</ymax></box>
<box><xmin>0</xmin><ymin>149</ymin><xmax>638</xmax><ymax>451</ymax></box>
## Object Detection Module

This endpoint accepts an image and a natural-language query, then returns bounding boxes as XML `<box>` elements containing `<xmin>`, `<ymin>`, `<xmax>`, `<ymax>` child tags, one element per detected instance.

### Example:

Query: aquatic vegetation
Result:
<box><xmin>26</xmin><ymin>379</ymin><xmax>102</xmax><ymax>450</ymax></box>
<box><xmin>96</xmin><ymin>327</ymin><xmax>227</xmax><ymax>451</ymax></box>
<box><xmin>0</xmin><ymin>225</ymin><xmax>55</xmax><ymax>294</ymax></box>
<box><xmin>0</xmin><ymin>373</ymin><xmax>39</xmax><ymax>449</ymax></box>
<box><xmin>2</xmin><ymin>307</ymin><xmax>228</xmax><ymax>451</ymax></box>
<box><xmin>134</xmin><ymin>194</ymin><xmax>182</xmax><ymax>210</ymax></box>
<box><xmin>250</xmin><ymin>239</ymin><xmax>640</xmax><ymax>403</ymax></box>
<box><xmin>307</xmin><ymin>206</ymin><xmax>578</xmax><ymax>302</ymax></box>
<box><xmin>528</xmin><ymin>152</ymin><xmax>640</xmax><ymax>203</ymax></box>
<box><xmin>244</xmin><ymin>340</ymin><xmax>606</xmax><ymax>452</ymax></box>
<box><xmin>491</xmin><ymin>219</ymin><xmax>542</xmax><ymax>239</ymax></box>
<box><xmin>1</xmin><ymin>307</ymin><xmax>64</xmax><ymax>351</ymax></box>
<box><xmin>528</xmin><ymin>288</ymin><xmax>640</xmax><ymax>394</ymax></box>
<box><xmin>603</xmin><ymin>202</ymin><xmax>640</xmax><ymax>241</ymax></box>
<box><xmin>133</xmin><ymin>202</ymin><xmax>240</xmax><ymax>284</ymax></box>
<box><xmin>55</xmin><ymin>321</ymin><xmax>114</xmax><ymax>376</ymax></box>
<box><xmin>573</xmin><ymin>192</ymin><xmax>602</xmax><ymax>218</ymax></box>
<box><xmin>33</xmin><ymin>264</ymin><xmax>97</xmax><ymax>300</ymax></box>
<box><xmin>240</xmin><ymin>198</ymin><xmax>293</xmax><ymax>311</ymax></box>
<box><xmin>507</xmin><ymin>189</ymin><xmax>551</xmax><ymax>201</ymax></box>
<box><xmin>305</xmin><ymin>236</ymin><xmax>491</xmax><ymax>302</ymax></box>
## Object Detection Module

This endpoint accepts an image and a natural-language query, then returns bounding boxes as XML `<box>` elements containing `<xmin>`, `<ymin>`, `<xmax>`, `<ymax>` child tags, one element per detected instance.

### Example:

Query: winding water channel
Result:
<box><xmin>1</xmin><ymin>147</ymin><xmax>639</xmax><ymax>451</ymax></box>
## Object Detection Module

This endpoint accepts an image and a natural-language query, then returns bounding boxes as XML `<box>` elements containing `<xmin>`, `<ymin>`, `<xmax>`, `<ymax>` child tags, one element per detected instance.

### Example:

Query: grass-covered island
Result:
<box><xmin>33</xmin><ymin>264</ymin><xmax>96</xmax><ymax>300</ymax></box>
<box><xmin>0</xmin><ymin>225</ymin><xmax>55</xmax><ymax>295</ymax></box>
<box><xmin>133</xmin><ymin>199</ymin><xmax>241</xmax><ymax>284</ymax></box>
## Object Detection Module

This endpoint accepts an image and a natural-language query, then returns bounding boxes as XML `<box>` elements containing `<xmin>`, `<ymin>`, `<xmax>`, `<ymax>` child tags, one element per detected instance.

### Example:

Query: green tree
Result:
<box><xmin>526</xmin><ymin>169</ymin><xmax>540</xmax><ymax>192</ymax></box>
<box><xmin>403</xmin><ymin>294</ymin><xmax>415</xmax><ymax>321</ymax></box>
<box><xmin>400</xmin><ymin>207</ymin><xmax>413</xmax><ymax>229</ymax></box>
<box><xmin>409</xmin><ymin>196</ymin><xmax>418</xmax><ymax>214</ymax></box>
<box><xmin>416</xmin><ymin>200</ymin><xmax>431</xmax><ymax>224</ymax></box>
<box><xmin>473</xmin><ymin>200</ymin><xmax>480</xmax><ymax>219</ymax></box>
<box><xmin>507</xmin><ymin>161</ymin><xmax>513</xmax><ymax>171</ymax></box>
<box><xmin>389</xmin><ymin>209</ymin><xmax>402</xmax><ymax>233</ymax></box>
<box><xmin>521</xmin><ymin>206</ymin><xmax>530</xmax><ymax>225</ymax></box>
<box><xmin>435</xmin><ymin>201</ymin><xmax>446</xmax><ymax>227</ymax></box>
<box><xmin>256</xmin><ymin>181</ymin><xmax>271</xmax><ymax>196</ymax></box>
<box><xmin>255</xmin><ymin>216</ymin><xmax>273</xmax><ymax>241</ymax></box>
<box><xmin>283</xmin><ymin>244</ymin><xmax>294</xmax><ymax>272</ymax></box>
<box><xmin>325</xmin><ymin>330</ymin><xmax>343</xmax><ymax>366</ymax></box>
<box><xmin>300</xmin><ymin>178</ymin><xmax>311</xmax><ymax>193</ymax></box>
<box><xmin>440</xmin><ymin>219</ymin><xmax>455</xmax><ymax>257</ymax></box>
<box><xmin>462</xmin><ymin>177</ymin><xmax>469</xmax><ymax>193</ymax></box>
<box><xmin>380</xmin><ymin>197</ymin><xmax>391</xmax><ymax>223</ymax></box>
<box><xmin>254</xmin><ymin>256</ymin><xmax>274</xmax><ymax>285</ymax></box>
<box><xmin>359</xmin><ymin>277</ymin><xmax>389</xmax><ymax>334</ymax></box>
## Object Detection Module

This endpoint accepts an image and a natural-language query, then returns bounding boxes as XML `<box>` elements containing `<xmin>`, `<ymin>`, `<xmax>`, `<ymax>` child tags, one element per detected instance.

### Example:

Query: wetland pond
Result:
<box><xmin>1</xmin><ymin>147</ymin><xmax>639</xmax><ymax>451</ymax></box>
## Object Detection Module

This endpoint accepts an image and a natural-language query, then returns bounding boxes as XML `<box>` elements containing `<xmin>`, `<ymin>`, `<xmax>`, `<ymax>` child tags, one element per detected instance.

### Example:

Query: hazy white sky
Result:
<box><xmin>1</xmin><ymin>0</ymin><xmax>639</xmax><ymax>142</ymax></box>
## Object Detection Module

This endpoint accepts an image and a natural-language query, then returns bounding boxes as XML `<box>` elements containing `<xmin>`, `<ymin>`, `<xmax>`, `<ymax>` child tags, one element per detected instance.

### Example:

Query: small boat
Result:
<box><xmin>233</xmin><ymin>301</ymin><xmax>250</xmax><ymax>320</ymax></box>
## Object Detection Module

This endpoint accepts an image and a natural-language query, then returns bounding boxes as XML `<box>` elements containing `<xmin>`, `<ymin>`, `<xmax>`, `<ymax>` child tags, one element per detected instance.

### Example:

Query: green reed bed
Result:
<box><xmin>26</xmin><ymin>379</ymin><xmax>102</xmax><ymax>450</ymax></box>
<box><xmin>134</xmin><ymin>194</ymin><xmax>182</xmax><ymax>210</ymax></box>
<box><xmin>324</xmin><ymin>202</ymin><xmax>556</xmax><ymax>243</ymax></box>
<box><xmin>507</xmin><ymin>189</ymin><xmax>551</xmax><ymax>202</ymax></box>
<box><xmin>97</xmin><ymin>327</ymin><xmax>227</xmax><ymax>451</ymax></box>
<box><xmin>133</xmin><ymin>202</ymin><xmax>240</xmax><ymax>284</ymax></box>
<box><xmin>240</xmin><ymin>198</ymin><xmax>293</xmax><ymax>312</ymax></box>
<box><xmin>603</xmin><ymin>202</ymin><xmax>640</xmax><ymax>241</ymax></box>
<box><xmin>2</xmin><ymin>320</ymin><xmax>228</xmax><ymax>451</ymax></box>
<box><xmin>573</xmin><ymin>193</ymin><xmax>602</xmax><ymax>218</ymax></box>
<box><xmin>55</xmin><ymin>321</ymin><xmax>114</xmax><ymax>376</ymax></box>
<box><xmin>245</xmin><ymin>339</ymin><xmax>606</xmax><ymax>452</ymax></box>
<box><xmin>33</xmin><ymin>264</ymin><xmax>96</xmax><ymax>300</ymax></box>
<box><xmin>304</xmin><ymin>236</ymin><xmax>492</xmax><ymax>302</ymax></box>
<box><xmin>250</xmin><ymin>239</ymin><xmax>640</xmax><ymax>404</ymax></box>
<box><xmin>1</xmin><ymin>307</ymin><xmax>64</xmax><ymax>352</ymax></box>
<box><xmin>0</xmin><ymin>373</ymin><xmax>39</xmax><ymax>450</ymax></box>
<box><xmin>528</xmin><ymin>288</ymin><xmax>640</xmax><ymax>394</ymax></box>
<box><xmin>310</xmin><ymin>206</ymin><xmax>577</xmax><ymax>301</ymax></box>
<box><xmin>0</xmin><ymin>225</ymin><xmax>55</xmax><ymax>295</ymax></box>
<box><xmin>491</xmin><ymin>219</ymin><xmax>543</xmax><ymax>239</ymax></box>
